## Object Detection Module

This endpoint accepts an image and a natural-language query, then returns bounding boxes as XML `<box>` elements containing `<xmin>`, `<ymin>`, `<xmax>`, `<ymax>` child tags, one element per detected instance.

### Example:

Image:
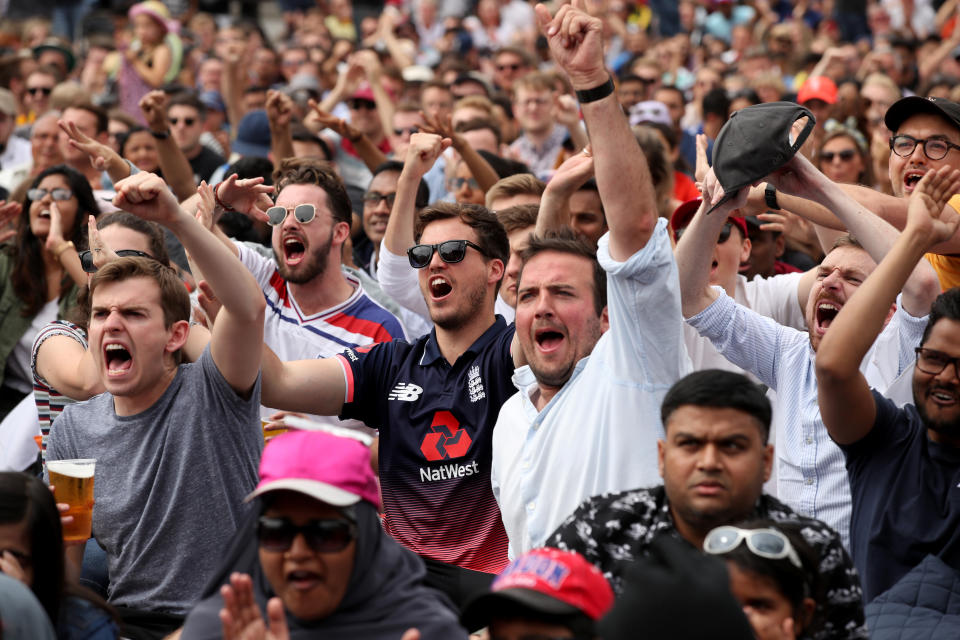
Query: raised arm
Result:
<box><xmin>535</xmin><ymin>148</ymin><xmax>594</xmax><ymax>235</ymax></box>
<box><xmin>535</xmin><ymin>0</ymin><xmax>656</xmax><ymax>260</ymax></box>
<box><xmin>383</xmin><ymin>132</ymin><xmax>450</xmax><ymax>256</ymax></box>
<box><xmin>306</xmin><ymin>99</ymin><xmax>388</xmax><ymax>172</ymax></box>
<box><xmin>259</xmin><ymin>346</ymin><xmax>346</xmax><ymax>415</ymax></box>
<box><xmin>816</xmin><ymin>167</ymin><xmax>960</xmax><ymax>445</ymax></box>
<box><xmin>265</xmin><ymin>90</ymin><xmax>295</xmax><ymax>170</ymax></box>
<box><xmin>58</xmin><ymin>119</ymin><xmax>130</xmax><ymax>185</ymax></box>
<box><xmin>768</xmin><ymin>152</ymin><xmax>942</xmax><ymax>317</ymax></box>
<box><xmin>112</xmin><ymin>172</ymin><xmax>266</xmax><ymax>395</ymax></box>
<box><xmin>420</xmin><ymin>111</ymin><xmax>499</xmax><ymax>192</ymax></box>
<box><xmin>140</xmin><ymin>91</ymin><xmax>198</xmax><ymax>202</ymax></box>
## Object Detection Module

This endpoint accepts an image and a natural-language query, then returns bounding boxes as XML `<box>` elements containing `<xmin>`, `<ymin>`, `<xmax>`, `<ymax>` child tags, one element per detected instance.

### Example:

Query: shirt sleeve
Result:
<box><xmin>31</xmin><ymin>320</ymin><xmax>87</xmax><ymax>386</ymax></box>
<box><xmin>839</xmin><ymin>389</ymin><xmax>914</xmax><ymax>464</ymax></box>
<box><xmin>741</xmin><ymin>271</ymin><xmax>806</xmax><ymax>331</ymax></box>
<box><xmin>892</xmin><ymin>293</ymin><xmax>928</xmax><ymax>376</ymax></box>
<box><xmin>336</xmin><ymin>342</ymin><xmax>397</xmax><ymax>431</ymax></box>
<box><xmin>685</xmin><ymin>289</ymin><xmax>807</xmax><ymax>391</ymax></box>
<box><xmin>235</xmin><ymin>241</ymin><xmax>278</xmax><ymax>292</ymax></box>
<box><xmin>376</xmin><ymin>242</ymin><xmax>431</xmax><ymax>321</ymax></box>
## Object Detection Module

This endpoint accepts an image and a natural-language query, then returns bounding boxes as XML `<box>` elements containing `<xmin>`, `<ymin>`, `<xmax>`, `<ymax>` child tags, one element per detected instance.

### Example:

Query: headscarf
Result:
<box><xmin>180</xmin><ymin>502</ymin><xmax>467</xmax><ymax>640</ymax></box>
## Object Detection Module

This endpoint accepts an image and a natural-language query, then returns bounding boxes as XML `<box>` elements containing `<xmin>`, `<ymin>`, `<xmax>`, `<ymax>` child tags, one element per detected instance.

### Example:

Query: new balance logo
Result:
<box><xmin>388</xmin><ymin>382</ymin><xmax>423</xmax><ymax>401</ymax></box>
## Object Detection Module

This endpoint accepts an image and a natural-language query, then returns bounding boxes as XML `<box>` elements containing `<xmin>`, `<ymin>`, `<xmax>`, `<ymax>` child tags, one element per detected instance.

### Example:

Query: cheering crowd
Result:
<box><xmin>2</xmin><ymin>0</ymin><xmax>960</xmax><ymax>638</ymax></box>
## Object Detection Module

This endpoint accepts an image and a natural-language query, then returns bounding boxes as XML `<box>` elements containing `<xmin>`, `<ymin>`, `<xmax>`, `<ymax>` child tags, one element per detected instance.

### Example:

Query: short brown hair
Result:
<box><xmin>497</xmin><ymin>203</ymin><xmax>538</xmax><ymax>233</ymax></box>
<box><xmin>89</xmin><ymin>256</ymin><xmax>190</xmax><ymax>331</ymax></box>
<box><xmin>414</xmin><ymin>202</ymin><xmax>509</xmax><ymax>290</ymax></box>
<box><xmin>520</xmin><ymin>228</ymin><xmax>606</xmax><ymax>316</ymax></box>
<box><xmin>514</xmin><ymin>71</ymin><xmax>556</xmax><ymax>95</ymax></box>
<box><xmin>485</xmin><ymin>174</ymin><xmax>545</xmax><ymax>209</ymax></box>
<box><xmin>273</xmin><ymin>158</ymin><xmax>352</xmax><ymax>227</ymax></box>
<box><xmin>455</xmin><ymin>116</ymin><xmax>502</xmax><ymax>145</ymax></box>
<box><xmin>453</xmin><ymin>95</ymin><xmax>495</xmax><ymax>117</ymax></box>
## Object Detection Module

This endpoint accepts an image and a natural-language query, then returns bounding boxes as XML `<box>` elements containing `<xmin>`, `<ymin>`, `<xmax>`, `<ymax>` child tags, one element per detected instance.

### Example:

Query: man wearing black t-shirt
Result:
<box><xmin>166</xmin><ymin>93</ymin><xmax>225</xmax><ymax>184</ymax></box>
<box><xmin>816</xmin><ymin>165</ymin><xmax>960</xmax><ymax>601</ymax></box>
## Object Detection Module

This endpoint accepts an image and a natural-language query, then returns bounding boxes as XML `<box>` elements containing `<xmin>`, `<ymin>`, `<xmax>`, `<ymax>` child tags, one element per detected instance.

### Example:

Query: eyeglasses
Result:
<box><xmin>28</xmin><ymin>187</ymin><xmax>73</xmax><ymax>201</ymax></box>
<box><xmin>407</xmin><ymin>239</ymin><xmax>485</xmax><ymax>268</ymax></box>
<box><xmin>79</xmin><ymin>249</ymin><xmax>154</xmax><ymax>273</ymax></box>
<box><xmin>496</xmin><ymin>63</ymin><xmax>524</xmax><ymax>72</ymax></box>
<box><xmin>257</xmin><ymin>516</ymin><xmax>356</xmax><ymax>553</ymax></box>
<box><xmin>0</xmin><ymin>548</ymin><xmax>31</xmax><ymax>569</ymax></box>
<box><xmin>517</xmin><ymin>97</ymin><xmax>551</xmax><ymax>108</ymax></box>
<box><xmin>447</xmin><ymin>176</ymin><xmax>480</xmax><ymax>192</ymax></box>
<box><xmin>915</xmin><ymin>347</ymin><xmax>960</xmax><ymax>376</ymax></box>
<box><xmin>347</xmin><ymin>99</ymin><xmax>376</xmax><ymax>111</ymax></box>
<box><xmin>889</xmin><ymin>134</ymin><xmax>960</xmax><ymax>161</ymax></box>
<box><xmin>675</xmin><ymin>222</ymin><xmax>733</xmax><ymax>244</ymax></box>
<box><xmin>169</xmin><ymin>117</ymin><xmax>197</xmax><ymax>126</ymax></box>
<box><xmin>393</xmin><ymin>126</ymin><xmax>419</xmax><ymax>136</ymax></box>
<box><xmin>820</xmin><ymin>149</ymin><xmax>857</xmax><ymax>162</ymax></box>
<box><xmin>266</xmin><ymin>203</ymin><xmax>317</xmax><ymax>226</ymax></box>
<box><xmin>363</xmin><ymin>191</ymin><xmax>396</xmax><ymax>208</ymax></box>
<box><xmin>26</xmin><ymin>86</ymin><xmax>53</xmax><ymax>96</ymax></box>
<box><xmin>636</xmin><ymin>76</ymin><xmax>659</xmax><ymax>85</ymax></box>
<box><xmin>703</xmin><ymin>526</ymin><xmax>803</xmax><ymax>570</ymax></box>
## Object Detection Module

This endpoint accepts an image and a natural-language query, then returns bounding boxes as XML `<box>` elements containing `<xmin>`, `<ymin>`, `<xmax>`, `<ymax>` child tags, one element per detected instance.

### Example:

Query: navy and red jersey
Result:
<box><xmin>336</xmin><ymin>317</ymin><xmax>515</xmax><ymax>574</ymax></box>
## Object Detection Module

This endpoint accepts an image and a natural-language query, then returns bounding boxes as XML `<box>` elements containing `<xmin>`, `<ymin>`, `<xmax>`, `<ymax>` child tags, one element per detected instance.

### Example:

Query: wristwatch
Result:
<box><xmin>150</xmin><ymin>129</ymin><xmax>170</xmax><ymax>140</ymax></box>
<box><xmin>764</xmin><ymin>183</ymin><xmax>781</xmax><ymax>211</ymax></box>
<box><xmin>575</xmin><ymin>76</ymin><xmax>615</xmax><ymax>104</ymax></box>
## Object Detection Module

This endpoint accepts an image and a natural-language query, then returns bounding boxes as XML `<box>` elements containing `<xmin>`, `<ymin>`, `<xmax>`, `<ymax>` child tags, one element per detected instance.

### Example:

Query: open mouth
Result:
<box><xmin>904</xmin><ymin>170</ymin><xmax>925</xmax><ymax>192</ymax></box>
<box><xmin>429</xmin><ymin>275</ymin><xmax>452</xmax><ymax>299</ymax></box>
<box><xmin>39</xmin><ymin>209</ymin><xmax>51</xmax><ymax>219</ymax></box>
<box><xmin>283</xmin><ymin>237</ymin><xmax>306</xmax><ymax>266</ymax></box>
<box><xmin>286</xmin><ymin>569</ymin><xmax>321</xmax><ymax>590</ymax></box>
<box><xmin>104</xmin><ymin>343</ymin><xmax>133</xmax><ymax>376</ymax></box>
<box><xmin>534</xmin><ymin>328</ymin><xmax>565</xmax><ymax>352</ymax></box>
<box><xmin>930</xmin><ymin>387</ymin><xmax>959</xmax><ymax>406</ymax></box>
<box><xmin>815</xmin><ymin>301</ymin><xmax>841</xmax><ymax>332</ymax></box>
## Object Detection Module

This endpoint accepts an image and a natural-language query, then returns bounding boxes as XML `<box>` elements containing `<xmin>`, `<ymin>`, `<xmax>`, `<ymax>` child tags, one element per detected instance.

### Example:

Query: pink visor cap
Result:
<box><xmin>245</xmin><ymin>430</ymin><xmax>380</xmax><ymax>509</ymax></box>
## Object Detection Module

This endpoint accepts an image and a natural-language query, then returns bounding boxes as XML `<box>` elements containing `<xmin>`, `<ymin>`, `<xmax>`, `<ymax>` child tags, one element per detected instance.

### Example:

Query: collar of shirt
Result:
<box><xmin>420</xmin><ymin>315</ymin><xmax>510</xmax><ymax>366</ymax></box>
<box><xmin>511</xmin><ymin>356</ymin><xmax>590</xmax><ymax>420</ymax></box>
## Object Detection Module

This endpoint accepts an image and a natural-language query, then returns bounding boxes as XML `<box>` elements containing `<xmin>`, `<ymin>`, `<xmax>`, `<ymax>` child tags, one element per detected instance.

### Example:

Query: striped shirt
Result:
<box><xmin>686</xmin><ymin>290</ymin><xmax>926</xmax><ymax>550</ymax></box>
<box><xmin>237</xmin><ymin>243</ymin><xmax>406</xmax><ymax>426</ymax></box>
<box><xmin>31</xmin><ymin>320</ymin><xmax>87</xmax><ymax>464</ymax></box>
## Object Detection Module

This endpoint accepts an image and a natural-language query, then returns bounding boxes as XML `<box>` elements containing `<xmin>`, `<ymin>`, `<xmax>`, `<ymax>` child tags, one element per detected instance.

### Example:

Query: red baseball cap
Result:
<box><xmin>245</xmin><ymin>430</ymin><xmax>380</xmax><ymax>509</ymax></box>
<box><xmin>797</xmin><ymin>75</ymin><xmax>837</xmax><ymax>105</ymax></box>
<box><xmin>670</xmin><ymin>197</ymin><xmax>747</xmax><ymax>242</ymax></box>
<box><xmin>460</xmin><ymin>548</ymin><xmax>614</xmax><ymax>630</ymax></box>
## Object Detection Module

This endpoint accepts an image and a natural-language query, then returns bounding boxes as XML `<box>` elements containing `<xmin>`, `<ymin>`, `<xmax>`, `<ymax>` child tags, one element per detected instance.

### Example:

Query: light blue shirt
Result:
<box><xmin>686</xmin><ymin>290</ymin><xmax>926</xmax><ymax>549</ymax></box>
<box><xmin>492</xmin><ymin>220</ymin><xmax>692</xmax><ymax>558</ymax></box>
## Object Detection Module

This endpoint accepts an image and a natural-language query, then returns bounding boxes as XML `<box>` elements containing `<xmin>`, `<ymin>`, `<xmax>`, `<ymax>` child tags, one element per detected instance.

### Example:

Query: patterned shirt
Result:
<box><xmin>549</xmin><ymin>486</ymin><xmax>868</xmax><ymax>640</ymax></box>
<box><xmin>508</xmin><ymin>124</ymin><xmax>569</xmax><ymax>180</ymax></box>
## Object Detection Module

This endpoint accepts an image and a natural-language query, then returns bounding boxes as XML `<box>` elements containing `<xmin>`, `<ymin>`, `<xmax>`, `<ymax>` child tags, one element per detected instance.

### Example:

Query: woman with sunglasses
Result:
<box><xmin>0</xmin><ymin>471</ymin><xmax>119</xmax><ymax>639</ymax></box>
<box><xmin>815</xmin><ymin>124</ymin><xmax>874</xmax><ymax>188</ymax></box>
<box><xmin>181</xmin><ymin>430</ymin><xmax>467</xmax><ymax>640</ymax></box>
<box><xmin>704</xmin><ymin>520</ymin><xmax>822</xmax><ymax>640</ymax></box>
<box><xmin>0</xmin><ymin>165</ymin><xmax>97</xmax><ymax>422</ymax></box>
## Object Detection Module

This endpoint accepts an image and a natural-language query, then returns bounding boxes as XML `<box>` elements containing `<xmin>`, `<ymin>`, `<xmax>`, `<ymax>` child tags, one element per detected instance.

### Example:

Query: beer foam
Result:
<box><xmin>47</xmin><ymin>460</ymin><xmax>96</xmax><ymax>478</ymax></box>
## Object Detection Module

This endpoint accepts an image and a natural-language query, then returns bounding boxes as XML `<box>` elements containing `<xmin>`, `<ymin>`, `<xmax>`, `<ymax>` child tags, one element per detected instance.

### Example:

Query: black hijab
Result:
<box><xmin>180</xmin><ymin>501</ymin><xmax>467</xmax><ymax>640</ymax></box>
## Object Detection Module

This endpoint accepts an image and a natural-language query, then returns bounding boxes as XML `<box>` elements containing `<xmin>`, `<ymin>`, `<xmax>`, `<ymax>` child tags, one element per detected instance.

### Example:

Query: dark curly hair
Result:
<box><xmin>10</xmin><ymin>165</ymin><xmax>96</xmax><ymax>316</ymax></box>
<box><xmin>272</xmin><ymin>157</ymin><xmax>352</xmax><ymax>227</ymax></box>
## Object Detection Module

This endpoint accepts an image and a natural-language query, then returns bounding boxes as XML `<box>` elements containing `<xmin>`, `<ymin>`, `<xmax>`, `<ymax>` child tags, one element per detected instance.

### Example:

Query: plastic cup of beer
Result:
<box><xmin>47</xmin><ymin>459</ymin><xmax>96</xmax><ymax>542</ymax></box>
<box><xmin>262</xmin><ymin>420</ymin><xmax>290</xmax><ymax>444</ymax></box>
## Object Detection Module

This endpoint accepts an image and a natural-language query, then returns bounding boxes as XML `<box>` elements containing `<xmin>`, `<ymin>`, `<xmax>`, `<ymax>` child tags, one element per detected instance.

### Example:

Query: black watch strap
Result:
<box><xmin>575</xmin><ymin>76</ymin><xmax>615</xmax><ymax>104</ymax></box>
<box><xmin>765</xmin><ymin>183</ymin><xmax>780</xmax><ymax>210</ymax></box>
<box><xmin>150</xmin><ymin>129</ymin><xmax>170</xmax><ymax>140</ymax></box>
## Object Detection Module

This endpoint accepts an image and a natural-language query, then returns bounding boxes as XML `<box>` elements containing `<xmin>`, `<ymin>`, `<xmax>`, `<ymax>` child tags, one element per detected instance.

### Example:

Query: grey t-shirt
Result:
<box><xmin>47</xmin><ymin>347</ymin><xmax>263</xmax><ymax>615</ymax></box>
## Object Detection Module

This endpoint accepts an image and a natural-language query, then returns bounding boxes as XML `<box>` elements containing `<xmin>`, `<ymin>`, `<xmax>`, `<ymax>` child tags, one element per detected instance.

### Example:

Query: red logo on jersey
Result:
<box><xmin>420</xmin><ymin>411</ymin><xmax>473</xmax><ymax>461</ymax></box>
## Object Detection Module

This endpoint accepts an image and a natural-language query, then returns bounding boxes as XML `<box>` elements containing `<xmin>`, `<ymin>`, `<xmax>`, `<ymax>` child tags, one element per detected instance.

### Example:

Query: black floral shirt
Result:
<box><xmin>548</xmin><ymin>486</ymin><xmax>867</xmax><ymax>640</ymax></box>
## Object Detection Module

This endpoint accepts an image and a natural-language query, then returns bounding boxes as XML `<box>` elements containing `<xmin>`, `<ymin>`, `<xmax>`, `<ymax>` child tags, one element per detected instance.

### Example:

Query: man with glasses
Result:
<box><xmin>211</xmin><ymin>158</ymin><xmax>406</xmax><ymax>427</ymax></box>
<box><xmin>163</xmin><ymin>93</ymin><xmax>224</xmax><ymax>184</ymax></box>
<box><xmin>492</xmin><ymin>46</ymin><xmax>534</xmax><ymax>93</ymax></box>
<box><xmin>549</xmin><ymin>369</ymin><xmax>867</xmax><ymax>639</ymax></box>
<box><xmin>45</xmin><ymin>171</ymin><xmax>266</xmax><ymax>637</ymax></box>
<box><xmin>815</xmin><ymin>166</ymin><xmax>960</xmax><ymax>602</ymax></box>
<box><xmin>19</xmin><ymin>66</ymin><xmax>58</xmax><ymax>130</ymax></box>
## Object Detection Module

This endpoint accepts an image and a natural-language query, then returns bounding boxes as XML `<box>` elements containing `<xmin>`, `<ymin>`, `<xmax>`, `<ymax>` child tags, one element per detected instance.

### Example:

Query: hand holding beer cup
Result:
<box><xmin>47</xmin><ymin>459</ymin><xmax>96</xmax><ymax>543</ymax></box>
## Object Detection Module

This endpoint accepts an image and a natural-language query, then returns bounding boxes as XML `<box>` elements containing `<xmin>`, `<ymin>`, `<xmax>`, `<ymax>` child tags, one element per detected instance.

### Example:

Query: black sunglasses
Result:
<box><xmin>675</xmin><ymin>222</ymin><xmax>734</xmax><ymax>244</ymax></box>
<box><xmin>496</xmin><ymin>63</ymin><xmax>523</xmax><ymax>72</ymax></box>
<box><xmin>363</xmin><ymin>191</ymin><xmax>396</xmax><ymax>207</ymax></box>
<box><xmin>28</xmin><ymin>187</ymin><xmax>73</xmax><ymax>202</ymax></box>
<box><xmin>407</xmin><ymin>239</ymin><xmax>485</xmax><ymax>269</ymax></box>
<box><xmin>79</xmin><ymin>249</ymin><xmax>154</xmax><ymax>273</ymax></box>
<box><xmin>393</xmin><ymin>126</ymin><xmax>419</xmax><ymax>136</ymax></box>
<box><xmin>266</xmin><ymin>203</ymin><xmax>317</xmax><ymax>226</ymax></box>
<box><xmin>257</xmin><ymin>516</ymin><xmax>356</xmax><ymax>553</ymax></box>
<box><xmin>27</xmin><ymin>86</ymin><xmax>53</xmax><ymax>96</ymax></box>
<box><xmin>347</xmin><ymin>99</ymin><xmax>376</xmax><ymax>111</ymax></box>
<box><xmin>169</xmin><ymin>117</ymin><xmax>196</xmax><ymax>126</ymax></box>
<box><xmin>820</xmin><ymin>149</ymin><xmax>857</xmax><ymax>162</ymax></box>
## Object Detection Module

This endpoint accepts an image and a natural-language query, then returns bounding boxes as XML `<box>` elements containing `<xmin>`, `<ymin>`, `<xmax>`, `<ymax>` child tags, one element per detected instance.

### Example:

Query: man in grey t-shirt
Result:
<box><xmin>47</xmin><ymin>172</ymin><xmax>266</xmax><ymax>639</ymax></box>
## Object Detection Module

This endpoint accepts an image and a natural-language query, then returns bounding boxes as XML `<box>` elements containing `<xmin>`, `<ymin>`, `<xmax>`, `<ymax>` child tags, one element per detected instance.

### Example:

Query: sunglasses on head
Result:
<box><xmin>28</xmin><ymin>187</ymin><xmax>73</xmax><ymax>201</ymax></box>
<box><xmin>407</xmin><ymin>239</ymin><xmax>485</xmax><ymax>269</ymax></box>
<box><xmin>27</xmin><ymin>86</ymin><xmax>53</xmax><ymax>96</ymax></box>
<box><xmin>257</xmin><ymin>516</ymin><xmax>356</xmax><ymax>553</ymax></box>
<box><xmin>363</xmin><ymin>191</ymin><xmax>396</xmax><ymax>207</ymax></box>
<box><xmin>703</xmin><ymin>526</ymin><xmax>803</xmax><ymax>571</ymax></box>
<box><xmin>170</xmin><ymin>117</ymin><xmax>196</xmax><ymax>126</ymax></box>
<box><xmin>393</xmin><ymin>126</ymin><xmax>419</xmax><ymax>136</ymax></box>
<box><xmin>347</xmin><ymin>99</ymin><xmax>376</xmax><ymax>111</ymax></box>
<box><xmin>266</xmin><ymin>203</ymin><xmax>317</xmax><ymax>226</ymax></box>
<box><xmin>820</xmin><ymin>149</ymin><xmax>857</xmax><ymax>162</ymax></box>
<box><xmin>79</xmin><ymin>249</ymin><xmax>154</xmax><ymax>273</ymax></box>
<box><xmin>674</xmin><ymin>222</ymin><xmax>734</xmax><ymax>244</ymax></box>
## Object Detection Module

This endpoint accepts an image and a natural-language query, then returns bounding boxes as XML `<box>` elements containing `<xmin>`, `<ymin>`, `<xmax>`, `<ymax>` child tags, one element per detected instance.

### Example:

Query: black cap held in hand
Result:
<box><xmin>707</xmin><ymin>102</ymin><xmax>816</xmax><ymax>214</ymax></box>
<box><xmin>599</xmin><ymin>535</ymin><xmax>754</xmax><ymax>640</ymax></box>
